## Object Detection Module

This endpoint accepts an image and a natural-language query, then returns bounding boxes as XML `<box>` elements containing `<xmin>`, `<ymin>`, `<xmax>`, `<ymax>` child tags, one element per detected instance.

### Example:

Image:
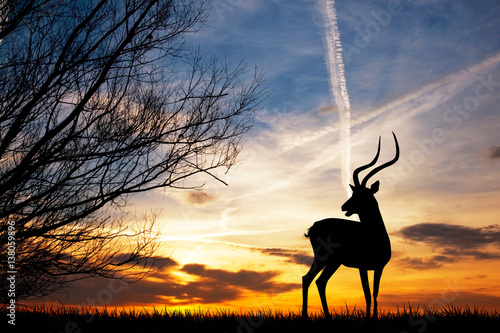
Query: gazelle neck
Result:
<box><xmin>357</xmin><ymin>204</ymin><xmax>388</xmax><ymax>234</ymax></box>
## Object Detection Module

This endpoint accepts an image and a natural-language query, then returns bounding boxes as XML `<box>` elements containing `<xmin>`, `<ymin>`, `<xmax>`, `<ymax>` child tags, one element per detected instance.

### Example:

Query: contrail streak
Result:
<box><xmin>322</xmin><ymin>0</ymin><xmax>351</xmax><ymax>196</ymax></box>
<box><xmin>232</xmin><ymin>53</ymin><xmax>500</xmax><ymax>202</ymax></box>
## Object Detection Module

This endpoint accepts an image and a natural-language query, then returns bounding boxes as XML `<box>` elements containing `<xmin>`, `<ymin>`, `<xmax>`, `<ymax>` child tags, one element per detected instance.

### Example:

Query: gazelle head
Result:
<box><xmin>341</xmin><ymin>133</ymin><xmax>400</xmax><ymax>217</ymax></box>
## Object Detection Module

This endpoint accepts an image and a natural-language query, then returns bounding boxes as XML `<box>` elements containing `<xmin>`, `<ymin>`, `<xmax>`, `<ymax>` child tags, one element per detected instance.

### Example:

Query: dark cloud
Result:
<box><xmin>181</xmin><ymin>264</ymin><xmax>298</xmax><ymax>293</ymax></box>
<box><xmin>397</xmin><ymin>223</ymin><xmax>500</xmax><ymax>249</ymax></box>
<box><xmin>465</xmin><ymin>274</ymin><xmax>487</xmax><ymax>280</ymax></box>
<box><xmin>396</xmin><ymin>255</ymin><xmax>456</xmax><ymax>270</ymax></box>
<box><xmin>395</xmin><ymin>223</ymin><xmax>500</xmax><ymax>269</ymax></box>
<box><xmin>56</xmin><ymin>262</ymin><xmax>299</xmax><ymax>307</ymax></box>
<box><xmin>487</xmin><ymin>146</ymin><xmax>500</xmax><ymax>159</ymax></box>
<box><xmin>253</xmin><ymin>247</ymin><xmax>313</xmax><ymax>267</ymax></box>
<box><xmin>184</xmin><ymin>190</ymin><xmax>219</xmax><ymax>205</ymax></box>
<box><xmin>318</xmin><ymin>104</ymin><xmax>337</xmax><ymax>115</ymax></box>
<box><xmin>441</xmin><ymin>248</ymin><xmax>500</xmax><ymax>260</ymax></box>
<box><xmin>111</xmin><ymin>253</ymin><xmax>174</xmax><ymax>269</ymax></box>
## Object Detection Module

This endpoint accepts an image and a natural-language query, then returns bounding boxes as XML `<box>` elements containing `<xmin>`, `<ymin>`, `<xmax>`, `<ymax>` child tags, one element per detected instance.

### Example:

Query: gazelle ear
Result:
<box><xmin>370</xmin><ymin>181</ymin><xmax>380</xmax><ymax>193</ymax></box>
<box><xmin>350</xmin><ymin>184</ymin><xmax>355</xmax><ymax>192</ymax></box>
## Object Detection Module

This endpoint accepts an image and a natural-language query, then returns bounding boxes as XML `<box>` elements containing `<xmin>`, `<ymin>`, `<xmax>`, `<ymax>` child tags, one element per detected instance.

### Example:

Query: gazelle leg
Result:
<box><xmin>373</xmin><ymin>268</ymin><xmax>384</xmax><ymax>319</ymax></box>
<box><xmin>359</xmin><ymin>269</ymin><xmax>371</xmax><ymax>319</ymax></box>
<box><xmin>302</xmin><ymin>258</ymin><xmax>326</xmax><ymax>318</ymax></box>
<box><xmin>315</xmin><ymin>262</ymin><xmax>341</xmax><ymax>318</ymax></box>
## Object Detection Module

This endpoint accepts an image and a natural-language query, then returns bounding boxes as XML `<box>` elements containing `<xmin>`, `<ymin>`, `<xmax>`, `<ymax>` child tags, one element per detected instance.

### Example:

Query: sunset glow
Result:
<box><xmin>51</xmin><ymin>0</ymin><xmax>500</xmax><ymax>314</ymax></box>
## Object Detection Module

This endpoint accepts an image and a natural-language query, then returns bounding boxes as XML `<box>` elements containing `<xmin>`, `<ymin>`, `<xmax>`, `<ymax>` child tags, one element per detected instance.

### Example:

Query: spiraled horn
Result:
<box><xmin>352</xmin><ymin>136</ymin><xmax>381</xmax><ymax>187</ymax></box>
<box><xmin>361</xmin><ymin>132</ymin><xmax>399</xmax><ymax>187</ymax></box>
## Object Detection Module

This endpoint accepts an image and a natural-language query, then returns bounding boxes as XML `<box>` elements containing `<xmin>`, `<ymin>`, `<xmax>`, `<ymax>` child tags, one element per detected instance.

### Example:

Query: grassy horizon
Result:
<box><xmin>2</xmin><ymin>303</ymin><xmax>499</xmax><ymax>332</ymax></box>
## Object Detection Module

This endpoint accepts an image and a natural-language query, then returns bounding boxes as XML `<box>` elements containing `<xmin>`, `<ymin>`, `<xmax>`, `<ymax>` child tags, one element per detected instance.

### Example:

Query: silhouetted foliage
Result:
<box><xmin>0</xmin><ymin>0</ymin><xmax>266</xmax><ymax>302</ymax></box>
<box><xmin>3</xmin><ymin>305</ymin><xmax>499</xmax><ymax>333</ymax></box>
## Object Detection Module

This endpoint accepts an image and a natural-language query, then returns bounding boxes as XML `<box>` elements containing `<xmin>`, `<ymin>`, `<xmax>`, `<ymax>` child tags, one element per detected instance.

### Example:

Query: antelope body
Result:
<box><xmin>302</xmin><ymin>133</ymin><xmax>399</xmax><ymax>319</ymax></box>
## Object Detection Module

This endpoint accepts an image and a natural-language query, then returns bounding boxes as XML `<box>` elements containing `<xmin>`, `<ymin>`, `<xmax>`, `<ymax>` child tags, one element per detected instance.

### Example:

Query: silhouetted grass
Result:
<box><xmin>1</xmin><ymin>304</ymin><xmax>498</xmax><ymax>333</ymax></box>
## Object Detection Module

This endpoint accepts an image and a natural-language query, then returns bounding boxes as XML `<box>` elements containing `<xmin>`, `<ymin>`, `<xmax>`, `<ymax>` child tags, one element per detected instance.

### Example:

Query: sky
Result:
<box><xmin>55</xmin><ymin>0</ymin><xmax>500</xmax><ymax>314</ymax></box>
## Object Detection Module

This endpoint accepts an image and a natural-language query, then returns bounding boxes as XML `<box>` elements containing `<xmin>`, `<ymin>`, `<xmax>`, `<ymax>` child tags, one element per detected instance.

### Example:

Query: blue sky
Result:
<box><xmin>193</xmin><ymin>0</ymin><xmax>500</xmax><ymax>114</ymax></box>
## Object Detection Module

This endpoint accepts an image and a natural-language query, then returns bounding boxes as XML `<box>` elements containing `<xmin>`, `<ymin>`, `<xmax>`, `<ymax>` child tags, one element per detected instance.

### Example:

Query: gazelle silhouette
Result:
<box><xmin>302</xmin><ymin>132</ymin><xmax>399</xmax><ymax>319</ymax></box>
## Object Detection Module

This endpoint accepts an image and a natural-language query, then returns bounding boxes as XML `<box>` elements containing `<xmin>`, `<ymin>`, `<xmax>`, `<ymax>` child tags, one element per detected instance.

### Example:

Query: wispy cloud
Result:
<box><xmin>250</xmin><ymin>52</ymin><xmax>500</xmax><ymax>174</ymax></box>
<box><xmin>252</xmin><ymin>247</ymin><xmax>313</xmax><ymax>267</ymax></box>
<box><xmin>351</xmin><ymin>52</ymin><xmax>500</xmax><ymax>129</ymax></box>
<box><xmin>321</xmin><ymin>0</ymin><xmax>351</xmax><ymax>195</ymax></box>
<box><xmin>161</xmin><ymin>228</ymin><xmax>298</xmax><ymax>248</ymax></box>
<box><xmin>321</xmin><ymin>0</ymin><xmax>351</xmax><ymax>112</ymax></box>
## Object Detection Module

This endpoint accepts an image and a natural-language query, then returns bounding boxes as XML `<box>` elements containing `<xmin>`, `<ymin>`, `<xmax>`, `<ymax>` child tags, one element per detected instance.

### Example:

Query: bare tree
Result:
<box><xmin>0</xmin><ymin>0</ymin><xmax>266</xmax><ymax>302</ymax></box>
